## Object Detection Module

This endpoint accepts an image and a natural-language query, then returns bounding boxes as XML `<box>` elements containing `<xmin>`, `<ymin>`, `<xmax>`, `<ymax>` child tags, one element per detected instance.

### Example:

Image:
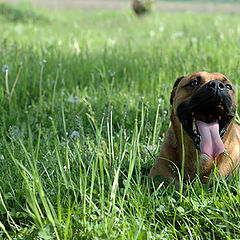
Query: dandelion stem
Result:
<box><xmin>107</xmin><ymin>115</ymin><xmax>111</xmax><ymax>167</ymax></box>
<box><xmin>9</xmin><ymin>64</ymin><xmax>22</xmax><ymax>103</ymax></box>
<box><xmin>39</xmin><ymin>62</ymin><xmax>45</xmax><ymax>112</ymax></box>
<box><xmin>152</xmin><ymin>99</ymin><xmax>160</xmax><ymax>147</ymax></box>
<box><xmin>5</xmin><ymin>69</ymin><xmax>9</xmax><ymax>95</ymax></box>
<box><xmin>51</xmin><ymin>66</ymin><xmax>60</xmax><ymax>113</ymax></box>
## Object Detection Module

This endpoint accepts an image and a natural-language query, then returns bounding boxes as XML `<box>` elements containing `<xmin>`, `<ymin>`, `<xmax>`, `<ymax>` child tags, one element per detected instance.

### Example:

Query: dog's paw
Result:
<box><xmin>197</xmin><ymin>153</ymin><xmax>214</xmax><ymax>174</ymax></box>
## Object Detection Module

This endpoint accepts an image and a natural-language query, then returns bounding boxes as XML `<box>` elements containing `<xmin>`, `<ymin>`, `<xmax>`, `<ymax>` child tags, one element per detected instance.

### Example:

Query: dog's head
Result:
<box><xmin>170</xmin><ymin>71</ymin><xmax>237</xmax><ymax>158</ymax></box>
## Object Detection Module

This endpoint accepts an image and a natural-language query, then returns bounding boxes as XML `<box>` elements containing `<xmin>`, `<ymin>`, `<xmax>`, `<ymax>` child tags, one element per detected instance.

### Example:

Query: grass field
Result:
<box><xmin>1</xmin><ymin>2</ymin><xmax>240</xmax><ymax>239</ymax></box>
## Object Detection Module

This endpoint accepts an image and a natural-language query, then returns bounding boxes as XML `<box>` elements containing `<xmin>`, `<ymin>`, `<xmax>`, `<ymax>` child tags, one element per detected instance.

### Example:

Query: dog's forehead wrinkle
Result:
<box><xmin>223</xmin><ymin>76</ymin><xmax>228</xmax><ymax>82</ymax></box>
<box><xmin>186</xmin><ymin>71</ymin><xmax>228</xmax><ymax>82</ymax></box>
<box><xmin>196</xmin><ymin>74</ymin><xmax>202</xmax><ymax>80</ymax></box>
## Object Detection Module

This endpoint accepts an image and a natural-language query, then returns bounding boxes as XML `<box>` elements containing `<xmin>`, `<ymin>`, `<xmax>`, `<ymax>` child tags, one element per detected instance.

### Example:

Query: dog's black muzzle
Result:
<box><xmin>178</xmin><ymin>80</ymin><xmax>234</xmax><ymax>118</ymax></box>
<box><xmin>189</xmin><ymin>80</ymin><xmax>233</xmax><ymax>114</ymax></box>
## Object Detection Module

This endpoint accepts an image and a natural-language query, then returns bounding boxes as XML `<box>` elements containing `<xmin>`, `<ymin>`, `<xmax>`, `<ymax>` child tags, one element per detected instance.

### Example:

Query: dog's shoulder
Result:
<box><xmin>223</xmin><ymin>123</ymin><xmax>240</xmax><ymax>165</ymax></box>
<box><xmin>232</xmin><ymin>123</ymin><xmax>240</xmax><ymax>140</ymax></box>
<box><xmin>163</xmin><ymin>125</ymin><xmax>178</xmax><ymax>149</ymax></box>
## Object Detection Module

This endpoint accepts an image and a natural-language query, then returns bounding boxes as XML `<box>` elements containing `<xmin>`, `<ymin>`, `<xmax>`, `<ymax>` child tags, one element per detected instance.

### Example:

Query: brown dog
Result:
<box><xmin>149</xmin><ymin>71</ymin><xmax>240</xmax><ymax>184</ymax></box>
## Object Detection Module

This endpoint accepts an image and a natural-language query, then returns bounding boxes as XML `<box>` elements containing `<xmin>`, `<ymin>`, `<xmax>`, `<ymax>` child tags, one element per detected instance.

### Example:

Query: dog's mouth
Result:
<box><xmin>177</xmin><ymin>98</ymin><xmax>235</xmax><ymax>159</ymax></box>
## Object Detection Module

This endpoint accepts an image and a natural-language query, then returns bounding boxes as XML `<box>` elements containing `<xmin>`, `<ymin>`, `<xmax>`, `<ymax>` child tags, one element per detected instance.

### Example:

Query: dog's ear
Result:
<box><xmin>170</xmin><ymin>76</ymin><xmax>184</xmax><ymax>105</ymax></box>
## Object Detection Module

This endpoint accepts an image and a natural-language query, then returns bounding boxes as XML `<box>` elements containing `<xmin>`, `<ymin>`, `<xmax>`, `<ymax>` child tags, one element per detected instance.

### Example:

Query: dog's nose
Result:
<box><xmin>207</xmin><ymin>80</ymin><xmax>225</xmax><ymax>90</ymax></box>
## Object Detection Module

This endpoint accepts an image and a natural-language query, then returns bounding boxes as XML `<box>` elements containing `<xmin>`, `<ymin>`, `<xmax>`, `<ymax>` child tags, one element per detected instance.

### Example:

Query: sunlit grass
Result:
<box><xmin>0</xmin><ymin>2</ymin><xmax>240</xmax><ymax>239</ymax></box>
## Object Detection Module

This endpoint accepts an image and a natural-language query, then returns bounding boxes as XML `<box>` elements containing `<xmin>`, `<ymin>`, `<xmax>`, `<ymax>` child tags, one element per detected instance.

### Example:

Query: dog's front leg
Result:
<box><xmin>149</xmin><ymin>126</ymin><xmax>180</xmax><ymax>184</ymax></box>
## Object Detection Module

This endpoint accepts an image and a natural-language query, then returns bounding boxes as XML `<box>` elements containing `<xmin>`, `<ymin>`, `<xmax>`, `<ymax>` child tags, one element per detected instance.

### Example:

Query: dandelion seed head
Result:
<box><xmin>163</xmin><ymin>82</ymin><xmax>169</xmax><ymax>88</ymax></box>
<box><xmin>60</xmin><ymin>140</ymin><xmax>69</xmax><ymax>147</ymax></box>
<box><xmin>2</xmin><ymin>65</ymin><xmax>9</xmax><ymax>73</ymax></box>
<box><xmin>8</xmin><ymin>126</ymin><xmax>22</xmax><ymax>139</ymax></box>
<box><xmin>108</xmin><ymin>69</ymin><xmax>116</xmax><ymax>78</ymax></box>
<box><xmin>158</xmin><ymin>98</ymin><xmax>163</xmax><ymax>104</ymax></box>
<box><xmin>147</xmin><ymin>145</ymin><xmax>153</xmax><ymax>151</ymax></box>
<box><xmin>68</xmin><ymin>95</ymin><xmax>81</xmax><ymax>103</ymax></box>
<box><xmin>70</xmin><ymin>130</ymin><xmax>80</xmax><ymax>140</ymax></box>
<box><xmin>175</xmin><ymin>31</ymin><xmax>184</xmax><ymax>37</ymax></box>
<box><xmin>150</xmin><ymin>30</ymin><xmax>155</xmax><ymax>37</ymax></box>
<box><xmin>191</xmin><ymin>37</ymin><xmax>198</xmax><ymax>43</ymax></box>
<box><xmin>159</xmin><ymin>26</ymin><xmax>165</xmax><ymax>32</ymax></box>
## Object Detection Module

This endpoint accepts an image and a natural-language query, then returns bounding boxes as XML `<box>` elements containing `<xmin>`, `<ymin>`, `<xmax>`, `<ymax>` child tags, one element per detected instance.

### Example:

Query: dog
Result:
<box><xmin>149</xmin><ymin>71</ymin><xmax>240</xmax><ymax>185</ymax></box>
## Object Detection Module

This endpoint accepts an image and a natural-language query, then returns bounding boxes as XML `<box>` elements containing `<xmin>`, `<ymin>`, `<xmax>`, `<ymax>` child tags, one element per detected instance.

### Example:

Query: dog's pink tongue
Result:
<box><xmin>196</xmin><ymin>120</ymin><xmax>225</xmax><ymax>159</ymax></box>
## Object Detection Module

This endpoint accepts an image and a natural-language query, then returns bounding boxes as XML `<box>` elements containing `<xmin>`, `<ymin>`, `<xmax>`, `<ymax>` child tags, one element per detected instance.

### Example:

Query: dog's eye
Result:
<box><xmin>189</xmin><ymin>80</ymin><xmax>200</xmax><ymax>87</ymax></box>
<box><xmin>225</xmin><ymin>84</ymin><xmax>232</xmax><ymax>90</ymax></box>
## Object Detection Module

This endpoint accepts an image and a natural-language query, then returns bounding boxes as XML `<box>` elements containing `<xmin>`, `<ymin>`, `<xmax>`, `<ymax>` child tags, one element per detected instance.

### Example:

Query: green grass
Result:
<box><xmin>0</xmin><ymin>2</ymin><xmax>240</xmax><ymax>239</ymax></box>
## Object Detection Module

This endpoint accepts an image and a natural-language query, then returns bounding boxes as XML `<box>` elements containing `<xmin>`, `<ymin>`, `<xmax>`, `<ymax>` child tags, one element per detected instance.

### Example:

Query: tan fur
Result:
<box><xmin>149</xmin><ymin>71</ymin><xmax>240</xmax><ymax>185</ymax></box>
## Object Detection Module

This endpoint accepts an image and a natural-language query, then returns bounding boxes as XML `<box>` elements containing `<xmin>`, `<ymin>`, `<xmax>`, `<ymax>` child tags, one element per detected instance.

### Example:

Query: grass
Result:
<box><xmin>0</xmin><ymin>2</ymin><xmax>240</xmax><ymax>239</ymax></box>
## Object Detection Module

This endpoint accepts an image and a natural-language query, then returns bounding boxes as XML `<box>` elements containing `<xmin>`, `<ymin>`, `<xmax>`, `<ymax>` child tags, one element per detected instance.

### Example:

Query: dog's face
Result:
<box><xmin>170</xmin><ymin>71</ymin><xmax>237</xmax><ymax>154</ymax></box>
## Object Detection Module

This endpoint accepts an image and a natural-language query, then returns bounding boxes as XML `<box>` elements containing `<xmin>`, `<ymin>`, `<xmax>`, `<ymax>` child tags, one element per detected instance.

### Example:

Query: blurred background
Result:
<box><xmin>2</xmin><ymin>0</ymin><xmax>240</xmax><ymax>12</ymax></box>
